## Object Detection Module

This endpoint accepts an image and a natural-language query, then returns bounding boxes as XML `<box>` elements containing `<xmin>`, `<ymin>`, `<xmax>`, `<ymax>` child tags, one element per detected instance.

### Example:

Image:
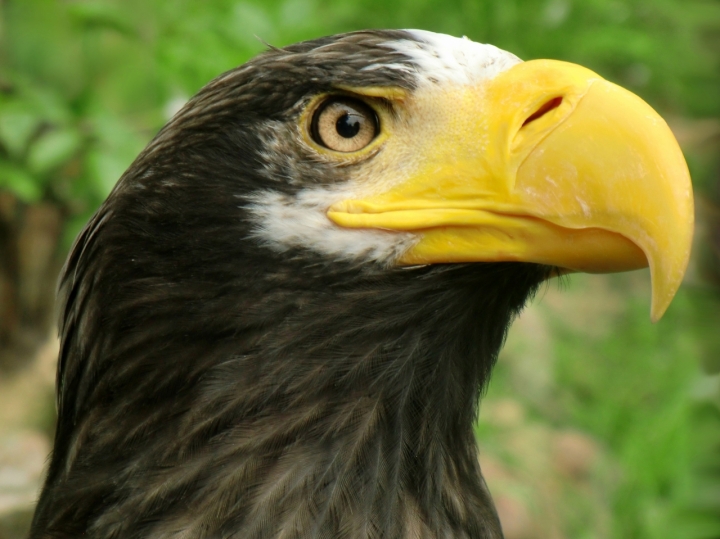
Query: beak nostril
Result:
<box><xmin>522</xmin><ymin>97</ymin><xmax>563</xmax><ymax>127</ymax></box>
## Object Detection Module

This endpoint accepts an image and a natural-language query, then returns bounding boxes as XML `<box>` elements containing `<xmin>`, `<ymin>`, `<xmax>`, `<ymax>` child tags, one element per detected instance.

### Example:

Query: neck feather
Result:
<box><xmin>33</xmin><ymin>252</ymin><xmax>547</xmax><ymax>539</ymax></box>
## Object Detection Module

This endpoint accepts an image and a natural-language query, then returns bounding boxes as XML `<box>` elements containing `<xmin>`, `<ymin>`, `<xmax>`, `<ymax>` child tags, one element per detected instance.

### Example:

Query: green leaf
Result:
<box><xmin>27</xmin><ymin>127</ymin><xmax>82</xmax><ymax>175</ymax></box>
<box><xmin>0</xmin><ymin>160</ymin><xmax>42</xmax><ymax>202</ymax></box>
<box><xmin>67</xmin><ymin>2</ymin><xmax>137</xmax><ymax>36</ymax></box>
<box><xmin>0</xmin><ymin>104</ymin><xmax>43</xmax><ymax>157</ymax></box>
<box><xmin>85</xmin><ymin>148</ymin><xmax>128</xmax><ymax>197</ymax></box>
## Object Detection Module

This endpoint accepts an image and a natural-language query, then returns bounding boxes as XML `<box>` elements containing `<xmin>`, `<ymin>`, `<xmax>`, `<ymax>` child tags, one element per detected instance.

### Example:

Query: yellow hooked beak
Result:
<box><xmin>328</xmin><ymin>60</ymin><xmax>694</xmax><ymax>321</ymax></box>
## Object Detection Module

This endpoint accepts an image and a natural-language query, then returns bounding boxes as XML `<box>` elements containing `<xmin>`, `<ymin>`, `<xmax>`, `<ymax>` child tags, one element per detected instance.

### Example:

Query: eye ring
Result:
<box><xmin>310</xmin><ymin>96</ymin><xmax>379</xmax><ymax>153</ymax></box>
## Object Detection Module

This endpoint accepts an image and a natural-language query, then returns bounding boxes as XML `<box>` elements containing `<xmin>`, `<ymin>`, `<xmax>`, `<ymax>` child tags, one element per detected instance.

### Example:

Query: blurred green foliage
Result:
<box><xmin>551</xmin><ymin>283</ymin><xmax>720</xmax><ymax>538</ymax></box>
<box><xmin>1</xmin><ymin>1</ymin><xmax>719</xmax><ymax>538</ymax></box>
<box><xmin>480</xmin><ymin>273</ymin><xmax>720</xmax><ymax>539</ymax></box>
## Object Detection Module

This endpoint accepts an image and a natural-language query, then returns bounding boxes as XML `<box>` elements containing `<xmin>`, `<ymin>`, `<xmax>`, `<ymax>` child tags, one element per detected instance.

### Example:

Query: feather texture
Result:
<box><xmin>30</xmin><ymin>30</ymin><xmax>551</xmax><ymax>539</ymax></box>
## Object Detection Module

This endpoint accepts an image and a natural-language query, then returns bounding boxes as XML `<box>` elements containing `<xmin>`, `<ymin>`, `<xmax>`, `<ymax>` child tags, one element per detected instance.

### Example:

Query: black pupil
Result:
<box><xmin>336</xmin><ymin>112</ymin><xmax>361</xmax><ymax>138</ymax></box>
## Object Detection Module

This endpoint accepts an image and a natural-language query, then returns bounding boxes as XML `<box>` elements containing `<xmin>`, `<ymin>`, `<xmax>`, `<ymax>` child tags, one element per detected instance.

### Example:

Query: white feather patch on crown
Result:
<box><xmin>385</xmin><ymin>30</ymin><xmax>522</xmax><ymax>86</ymax></box>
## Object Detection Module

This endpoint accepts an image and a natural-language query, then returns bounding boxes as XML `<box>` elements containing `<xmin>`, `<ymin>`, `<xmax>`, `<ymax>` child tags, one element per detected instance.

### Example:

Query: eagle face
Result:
<box><xmin>119</xmin><ymin>28</ymin><xmax>690</xmax><ymax>309</ymax></box>
<box><xmin>244</xmin><ymin>31</ymin><xmax>522</xmax><ymax>263</ymax></box>
<box><xmin>31</xmin><ymin>30</ymin><xmax>692</xmax><ymax>539</ymax></box>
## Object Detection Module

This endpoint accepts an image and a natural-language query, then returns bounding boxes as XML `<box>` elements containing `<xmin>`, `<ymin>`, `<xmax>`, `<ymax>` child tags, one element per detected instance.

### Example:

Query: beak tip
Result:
<box><xmin>649</xmin><ymin>307</ymin><xmax>663</xmax><ymax>324</ymax></box>
<box><xmin>650</xmin><ymin>287</ymin><xmax>673</xmax><ymax>322</ymax></box>
<box><xmin>649</xmin><ymin>272</ymin><xmax>684</xmax><ymax>323</ymax></box>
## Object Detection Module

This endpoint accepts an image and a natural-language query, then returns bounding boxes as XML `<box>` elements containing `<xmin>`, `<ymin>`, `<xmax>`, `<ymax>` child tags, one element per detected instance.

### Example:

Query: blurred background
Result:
<box><xmin>0</xmin><ymin>0</ymin><xmax>719</xmax><ymax>537</ymax></box>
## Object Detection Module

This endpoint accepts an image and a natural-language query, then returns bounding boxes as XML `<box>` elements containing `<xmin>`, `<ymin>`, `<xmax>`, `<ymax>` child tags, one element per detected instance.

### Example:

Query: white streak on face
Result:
<box><xmin>247</xmin><ymin>189</ymin><xmax>418</xmax><ymax>264</ymax></box>
<box><xmin>386</xmin><ymin>30</ymin><xmax>522</xmax><ymax>86</ymax></box>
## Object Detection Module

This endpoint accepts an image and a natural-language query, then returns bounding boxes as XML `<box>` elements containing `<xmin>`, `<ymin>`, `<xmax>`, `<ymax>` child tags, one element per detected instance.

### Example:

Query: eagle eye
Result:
<box><xmin>310</xmin><ymin>97</ymin><xmax>379</xmax><ymax>153</ymax></box>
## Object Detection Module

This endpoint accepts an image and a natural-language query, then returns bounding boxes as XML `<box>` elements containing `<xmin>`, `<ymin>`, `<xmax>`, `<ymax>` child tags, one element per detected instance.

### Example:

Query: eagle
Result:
<box><xmin>29</xmin><ymin>30</ymin><xmax>693</xmax><ymax>539</ymax></box>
